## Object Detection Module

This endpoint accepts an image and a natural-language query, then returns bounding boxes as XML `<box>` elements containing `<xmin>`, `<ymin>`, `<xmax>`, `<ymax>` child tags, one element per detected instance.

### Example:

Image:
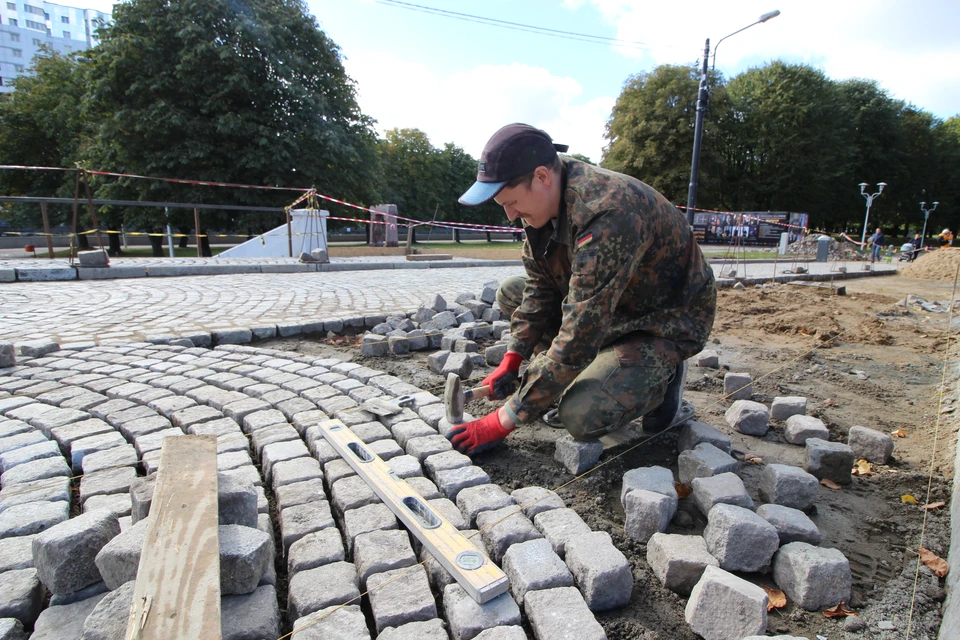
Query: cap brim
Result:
<box><xmin>458</xmin><ymin>180</ymin><xmax>506</xmax><ymax>206</ymax></box>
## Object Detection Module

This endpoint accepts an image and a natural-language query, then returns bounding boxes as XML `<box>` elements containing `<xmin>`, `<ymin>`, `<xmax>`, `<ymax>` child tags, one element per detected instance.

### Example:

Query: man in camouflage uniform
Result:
<box><xmin>447</xmin><ymin>123</ymin><xmax>716</xmax><ymax>455</ymax></box>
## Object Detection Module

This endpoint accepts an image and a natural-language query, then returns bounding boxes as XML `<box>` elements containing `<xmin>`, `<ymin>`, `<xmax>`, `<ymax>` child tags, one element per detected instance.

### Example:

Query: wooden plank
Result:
<box><xmin>319</xmin><ymin>419</ymin><xmax>508</xmax><ymax>603</ymax></box>
<box><xmin>125</xmin><ymin>435</ymin><xmax>221</xmax><ymax>640</ymax></box>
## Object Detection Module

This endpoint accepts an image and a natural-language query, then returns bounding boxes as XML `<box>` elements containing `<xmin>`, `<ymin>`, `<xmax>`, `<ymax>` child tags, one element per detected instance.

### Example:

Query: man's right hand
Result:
<box><xmin>482</xmin><ymin>351</ymin><xmax>523</xmax><ymax>399</ymax></box>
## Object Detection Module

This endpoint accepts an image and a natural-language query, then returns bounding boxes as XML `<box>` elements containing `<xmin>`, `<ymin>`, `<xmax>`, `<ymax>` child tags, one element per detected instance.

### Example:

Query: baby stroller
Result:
<box><xmin>898</xmin><ymin>242</ymin><xmax>916</xmax><ymax>262</ymax></box>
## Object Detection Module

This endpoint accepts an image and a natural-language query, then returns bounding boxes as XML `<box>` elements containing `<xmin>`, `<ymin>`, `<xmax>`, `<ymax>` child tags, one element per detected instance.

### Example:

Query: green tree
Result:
<box><xmin>602</xmin><ymin>63</ymin><xmax>729</xmax><ymax>208</ymax></box>
<box><xmin>82</xmin><ymin>0</ymin><xmax>379</xmax><ymax>252</ymax></box>
<box><xmin>0</xmin><ymin>50</ymin><xmax>86</xmax><ymax>231</ymax></box>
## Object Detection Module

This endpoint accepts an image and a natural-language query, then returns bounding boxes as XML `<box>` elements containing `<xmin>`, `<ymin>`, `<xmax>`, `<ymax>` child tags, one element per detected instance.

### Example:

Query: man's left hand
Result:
<box><xmin>446</xmin><ymin>408</ymin><xmax>514</xmax><ymax>455</ymax></box>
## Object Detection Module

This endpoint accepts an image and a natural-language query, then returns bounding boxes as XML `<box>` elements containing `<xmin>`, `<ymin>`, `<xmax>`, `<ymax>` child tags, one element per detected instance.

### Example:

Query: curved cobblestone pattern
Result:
<box><xmin>0</xmin><ymin>341</ymin><xmax>613</xmax><ymax>638</ymax></box>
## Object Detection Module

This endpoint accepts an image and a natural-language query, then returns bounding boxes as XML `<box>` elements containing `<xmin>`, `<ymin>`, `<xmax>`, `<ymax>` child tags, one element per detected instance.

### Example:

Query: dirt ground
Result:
<box><xmin>262</xmin><ymin>274</ymin><xmax>956</xmax><ymax>640</ymax></box>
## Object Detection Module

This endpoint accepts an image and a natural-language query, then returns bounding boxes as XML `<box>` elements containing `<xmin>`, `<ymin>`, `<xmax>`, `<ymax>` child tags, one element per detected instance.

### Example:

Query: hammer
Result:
<box><xmin>443</xmin><ymin>372</ymin><xmax>518</xmax><ymax>423</ymax></box>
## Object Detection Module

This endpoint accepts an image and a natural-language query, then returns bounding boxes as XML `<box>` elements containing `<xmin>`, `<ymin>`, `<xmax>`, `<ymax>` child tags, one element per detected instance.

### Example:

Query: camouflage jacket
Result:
<box><xmin>505</xmin><ymin>159</ymin><xmax>716</xmax><ymax>425</ymax></box>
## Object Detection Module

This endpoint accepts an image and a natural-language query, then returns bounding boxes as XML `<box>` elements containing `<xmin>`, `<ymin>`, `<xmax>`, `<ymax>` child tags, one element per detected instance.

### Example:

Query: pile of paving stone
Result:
<box><xmin>616</xmin><ymin>353</ymin><xmax>896</xmax><ymax>640</ymax></box>
<box><xmin>0</xmin><ymin>337</ymin><xmax>632</xmax><ymax>639</ymax></box>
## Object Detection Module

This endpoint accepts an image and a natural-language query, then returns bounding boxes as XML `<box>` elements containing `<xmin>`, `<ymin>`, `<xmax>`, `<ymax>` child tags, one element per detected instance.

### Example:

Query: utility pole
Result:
<box><xmin>859</xmin><ymin>182</ymin><xmax>887</xmax><ymax>245</ymax></box>
<box><xmin>920</xmin><ymin>200</ymin><xmax>938</xmax><ymax>248</ymax></box>
<box><xmin>685</xmin><ymin>39</ymin><xmax>710</xmax><ymax>227</ymax></box>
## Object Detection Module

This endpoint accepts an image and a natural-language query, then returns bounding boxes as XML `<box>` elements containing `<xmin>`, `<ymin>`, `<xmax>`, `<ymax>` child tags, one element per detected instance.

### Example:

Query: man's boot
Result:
<box><xmin>642</xmin><ymin>362</ymin><xmax>694</xmax><ymax>434</ymax></box>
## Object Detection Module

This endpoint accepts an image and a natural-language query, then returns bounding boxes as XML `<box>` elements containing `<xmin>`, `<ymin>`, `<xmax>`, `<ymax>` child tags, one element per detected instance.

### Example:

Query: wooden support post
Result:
<box><xmin>286</xmin><ymin>208</ymin><xmax>293</xmax><ymax>258</ymax></box>
<box><xmin>81</xmin><ymin>169</ymin><xmax>106</xmax><ymax>252</ymax></box>
<box><xmin>194</xmin><ymin>208</ymin><xmax>202</xmax><ymax>257</ymax></box>
<box><xmin>40</xmin><ymin>202</ymin><xmax>54</xmax><ymax>259</ymax></box>
<box><xmin>70</xmin><ymin>170</ymin><xmax>80</xmax><ymax>262</ymax></box>
<box><xmin>125</xmin><ymin>435</ymin><xmax>221</xmax><ymax>640</ymax></box>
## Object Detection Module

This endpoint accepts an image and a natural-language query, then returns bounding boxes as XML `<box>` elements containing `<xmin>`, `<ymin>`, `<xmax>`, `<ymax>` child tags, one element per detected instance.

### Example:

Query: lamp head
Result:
<box><xmin>878</xmin><ymin>182</ymin><xmax>887</xmax><ymax>193</ymax></box>
<box><xmin>859</xmin><ymin>183</ymin><xmax>868</xmax><ymax>194</ymax></box>
<box><xmin>759</xmin><ymin>10</ymin><xmax>781</xmax><ymax>22</ymax></box>
<box><xmin>933</xmin><ymin>201</ymin><xmax>939</xmax><ymax>208</ymax></box>
<box><xmin>920</xmin><ymin>202</ymin><xmax>926</xmax><ymax>208</ymax></box>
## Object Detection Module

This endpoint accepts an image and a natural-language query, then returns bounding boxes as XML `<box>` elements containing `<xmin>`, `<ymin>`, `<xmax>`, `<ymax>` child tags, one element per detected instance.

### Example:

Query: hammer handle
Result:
<box><xmin>463</xmin><ymin>385</ymin><xmax>493</xmax><ymax>403</ymax></box>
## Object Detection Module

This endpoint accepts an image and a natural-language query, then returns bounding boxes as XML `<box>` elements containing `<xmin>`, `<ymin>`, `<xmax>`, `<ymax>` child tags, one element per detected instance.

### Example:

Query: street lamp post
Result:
<box><xmin>859</xmin><ymin>182</ymin><xmax>887</xmax><ymax>245</ymax></box>
<box><xmin>685</xmin><ymin>10</ymin><xmax>780</xmax><ymax>226</ymax></box>
<box><xmin>920</xmin><ymin>200</ymin><xmax>938</xmax><ymax>247</ymax></box>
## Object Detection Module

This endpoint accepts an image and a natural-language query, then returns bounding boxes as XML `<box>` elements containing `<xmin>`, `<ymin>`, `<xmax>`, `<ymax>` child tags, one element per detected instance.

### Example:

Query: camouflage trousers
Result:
<box><xmin>497</xmin><ymin>275</ymin><xmax>676</xmax><ymax>441</ymax></box>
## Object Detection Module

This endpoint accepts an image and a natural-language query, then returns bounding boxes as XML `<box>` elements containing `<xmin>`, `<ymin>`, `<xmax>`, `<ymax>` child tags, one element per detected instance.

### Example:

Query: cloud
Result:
<box><xmin>343</xmin><ymin>52</ymin><xmax>614</xmax><ymax>162</ymax></box>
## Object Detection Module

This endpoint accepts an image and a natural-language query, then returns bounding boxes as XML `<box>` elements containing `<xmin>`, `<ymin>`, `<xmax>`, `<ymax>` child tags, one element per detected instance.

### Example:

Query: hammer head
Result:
<box><xmin>444</xmin><ymin>373</ymin><xmax>464</xmax><ymax>424</ymax></box>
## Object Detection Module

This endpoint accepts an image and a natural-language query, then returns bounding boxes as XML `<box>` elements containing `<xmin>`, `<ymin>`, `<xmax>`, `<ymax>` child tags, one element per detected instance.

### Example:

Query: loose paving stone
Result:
<box><xmin>0</xmin><ymin>500</ymin><xmax>69</xmax><ymax>537</ymax></box>
<box><xmin>502</xmin><ymin>538</ymin><xmax>574</xmax><ymax>605</ymax></box>
<box><xmin>368</xmin><ymin>439</ymin><xmax>404</xmax><ymax>461</ymax></box>
<box><xmin>427</xmin><ymin>497</ymin><xmax>466</xmax><ymax>529</ymax></box>
<box><xmin>0</xmin><ymin>420</ymin><xmax>33</xmax><ymax>439</ymax></box>
<box><xmin>378</xmin><ymin>619</ymin><xmax>449</xmax><ymax>640</ymax></box>
<box><xmin>342</xmin><ymin>503</ymin><xmax>399</xmax><ymax>552</ymax></box>
<box><xmin>133</xmin><ymin>427</ymin><xmax>184</xmax><ymax>456</ymax></box>
<box><xmin>677</xmin><ymin>421</ymin><xmax>732</xmax><ymax>454</ymax></box>
<box><xmin>691</xmin><ymin>472</ymin><xmax>754</xmax><ymax>515</ymax></box>
<box><xmin>696</xmin><ymin>349</ymin><xmax>719</xmax><ymax>368</ymax></box>
<box><xmin>95</xmin><ymin>518</ymin><xmax>149</xmax><ymax>589</ymax></box>
<box><xmin>350</xmin><ymin>421</ymin><xmax>391</xmax><ymax>443</ymax></box>
<box><xmin>30</xmin><ymin>591</ymin><xmax>106</xmax><ymax>640</ymax></box>
<box><xmin>287</xmin><ymin>561</ymin><xmax>360</xmax><ymax>623</ymax></box>
<box><xmin>33</xmin><ymin>509</ymin><xmax>120</xmax><ymax>594</ymax></box>
<box><xmin>405</xmin><ymin>434</ymin><xmax>453</xmax><ymax>461</ymax></box>
<box><xmin>564</xmin><ymin>531</ymin><xmax>632</xmax><ymax>611</ymax></box>
<box><xmin>323</xmin><ymin>459</ymin><xmax>357</xmax><ymax>488</ymax></box>
<box><xmin>804</xmin><ymin>438</ymin><xmax>855</xmax><ymax>485</ymax></box>
<box><xmin>773</xmin><ymin>542</ymin><xmax>851</xmax><ymax>611</ymax></box>
<box><xmin>511</xmin><ymin>486</ymin><xmax>564</xmax><ymax>519</ymax></box>
<box><xmin>0</xmin><ymin>431</ymin><xmax>47</xmax><ymax>458</ymax></box>
<box><xmin>457</xmin><ymin>484</ymin><xmax>516</xmax><ymax>528</ymax></box>
<box><xmin>117</xmin><ymin>414</ymin><xmax>174</xmax><ymax>441</ymax></box>
<box><xmin>290</xmin><ymin>604</ymin><xmax>369</xmax><ymax>640</ymax></box>
<box><xmin>287</xmin><ymin>528</ymin><xmax>345</xmax><ymax>576</ymax></box>
<box><xmin>847</xmin><ymin>425</ymin><xmax>894</xmax><ymax>463</ymax></box>
<box><xmin>524</xmin><ymin>586</ymin><xmax>605</xmax><ymax>640</ymax></box>
<box><xmin>0</xmin><ymin>536</ymin><xmax>35</xmax><ymax>572</ymax></box>
<box><xmin>354</xmin><ymin>529</ymin><xmax>417</xmax><ymax>587</ymax></box>
<box><xmin>129</xmin><ymin>475</ymin><xmax>156</xmax><ymax>523</ymax></box>
<box><xmin>756</xmin><ymin>504</ymin><xmax>823</xmax><ymax>545</ymax></box>
<box><xmin>554</xmin><ymin>434</ymin><xmax>603</xmax><ymax>474</ymax></box>
<box><xmin>685</xmin><ymin>565</ymin><xmax>767</xmax><ymax>640</ymax></box>
<box><xmin>81</xmin><ymin>445</ymin><xmax>138</xmax><ymax>474</ymax></box>
<box><xmin>219</xmin><ymin>524</ymin><xmax>272</xmax><ymax>595</ymax></box>
<box><xmin>271</xmin><ymin>456</ymin><xmax>323</xmax><ymax>489</ymax></box>
<box><xmin>82</xmin><ymin>493</ymin><xmax>132</xmax><ymax>517</ymax></box>
<box><xmin>0</xmin><ymin>569</ymin><xmax>43</xmax><ymax>627</ymax></box>
<box><xmin>472</xmin><ymin>627</ymin><xmax>527</xmax><ymax>640</ymax></box>
<box><xmin>261</xmin><ymin>439</ymin><xmax>310</xmax><ymax>483</ymax></box>
<box><xmin>221</xmin><ymin>584</ymin><xmax>281</xmax><ymax>640</ymax></box>
<box><xmin>443</xmin><ymin>584</ymin><xmax>522</xmax><ymax>640</ymax></box>
<box><xmin>477</xmin><ymin>506</ymin><xmax>543</xmax><ymax>564</ymax></box>
<box><xmin>391</xmin><ymin>419</ymin><xmax>436</xmax><ymax>448</ymax></box>
<box><xmin>624</xmin><ymin>489</ymin><xmax>677</xmax><ymax>543</ymax></box>
<box><xmin>646</xmin><ymin>533</ymin><xmax>718</xmax><ymax>596</ymax></box>
<box><xmin>784</xmin><ymin>415</ymin><xmax>829</xmax><ymax>445</ymax></box>
<box><xmin>332</xmin><ymin>476</ymin><xmax>380</xmax><ymax>514</ymax></box>
<box><xmin>387</xmin><ymin>454</ymin><xmax>423</xmax><ymax>479</ymax></box>
<box><xmin>170</xmin><ymin>405</ymin><xmax>223</xmax><ymax>430</ymax></box>
<box><xmin>276</xmin><ymin>479</ymin><xmax>327</xmax><ymax>512</ymax></box>
<box><xmin>434</xmin><ymin>465</ymin><xmax>490</xmax><ymax>502</ymax></box>
<box><xmin>758</xmin><ymin>464</ymin><xmax>819</xmax><ymax>510</ymax></box>
<box><xmin>703</xmin><ymin>503</ymin><xmax>780</xmax><ymax>573</ymax></box>
<box><xmin>69</xmin><ymin>431</ymin><xmax>127</xmax><ymax>472</ymax></box>
<box><xmin>771</xmin><ymin>396</ymin><xmax>807</xmax><ymax>421</ymax></box>
<box><xmin>441</xmin><ymin>353</ymin><xmax>473</xmax><ymax>379</ymax></box>
<box><xmin>241</xmin><ymin>409</ymin><xmax>288</xmax><ymax>434</ymax></box>
<box><xmin>0</xmin><ymin>441</ymin><xmax>61</xmax><ymax>475</ymax></box>
<box><xmin>218</xmin><ymin>472</ymin><xmax>258</xmax><ymax>527</ymax></box>
<box><xmin>724</xmin><ymin>400</ymin><xmax>769</xmax><ymax>436</ymax></box>
<box><xmin>405</xmin><ymin>477</ymin><xmax>441</xmax><ymax>500</ymax></box>
<box><xmin>678</xmin><ymin>442</ymin><xmax>739</xmax><ymax>486</ymax></box>
<box><xmin>0</xmin><ymin>476</ymin><xmax>70</xmax><ymax>512</ymax></box>
<box><xmin>81</xmin><ymin>580</ymin><xmax>135</xmax><ymax>640</ymax></box>
<box><xmin>49</xmin><ymin>419</ymin><xmax>115</xmax><ymax>452</ymax></box>
<box><xmin>532</xmin><ymin>507</ymin><xmax>591</xmax><ymax>558</ymax></box>
<box><xmin>367</xmin><ymin>565</ymin><xmax>438</xmax><ymax>633</ymax></box>
<box><xmin>620</xmin><ymin>466</ymin><xmax>677</xmax><ymax>505</ymax></box>
<box><xmin>250</xmin><ymin>424</ymin><xmax>299</xmax><ymax>456</ymax></box>
<box><xmin>723</xmin><ymin>372</ymin><xmax>753</xmax><ymax>400</ymax></box>
<box><xmin>280</xmin><ymin>500</ymin><xmax>335</xmax><ymax>554</ymax></box>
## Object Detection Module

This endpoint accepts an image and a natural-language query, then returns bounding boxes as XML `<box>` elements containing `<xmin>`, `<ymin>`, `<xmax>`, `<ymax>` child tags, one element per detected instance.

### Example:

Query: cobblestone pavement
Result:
<box><xmin>0</xmin><ymin>262</ymin><xmax>899</xmax><ymax>345</ymax></box>
<box><xmin>0</xmin><ymin>341</ymin><xmax>614</xmax><ymax>638</ymax></box>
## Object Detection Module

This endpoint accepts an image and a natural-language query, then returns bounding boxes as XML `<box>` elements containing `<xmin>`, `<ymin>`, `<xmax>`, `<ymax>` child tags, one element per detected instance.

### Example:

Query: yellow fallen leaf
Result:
<box><xmin>823</xmin><ymin>602</ymin><xmax>858</xmax><ymax>618</ymax></box>
<box><xmin>852</xmin><ymin>459</ymin><xmax>874</xmax><ymax>476</ymax></box>
<box><xmin>919</xmin><ymin>547</ymin><xmax>949</xmax><ymax>577</ymax></box>
<box><xmin>799</xmin><ymin>328</ymin><xmax>812</xmax><ymax>336</ymax></box>
<box><xmin>820</xmin><ymin>478</ymin><xmax>841</xmax><ymax>490</ymax></box>
<box><xmin>924</xmin><ymin>501</ymin><xmax>946</xmax><ymax>511</ymax></box>
<box><xmin>892</xmin><ymin>429</ymin><xmax>906</xmax><ymax>438</ymax></box>
<box><xmin>675</xmin><ymin>483</ymin><xmax>692</xmax><ymax>499</ymax></box>
<box><xmin>760</xmin><ymin>585</ymin><xmax>787</xmax><ymax>611</ymax></box>
<box><xmin>901</xmin><ymin>494</ymin><xmax>919</xmax><ymax>505</ymax></box>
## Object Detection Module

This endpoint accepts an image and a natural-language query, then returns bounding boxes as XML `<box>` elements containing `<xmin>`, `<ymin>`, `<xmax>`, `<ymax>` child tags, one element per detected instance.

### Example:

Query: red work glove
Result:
<box><xmin>446</xmin><ymin>410</ymin><xmax>512</xmax><ymax>455</ymax></box>
<box><xmin>482</xmin><ymin>351</ymin><xmax>523</xmax><ymax>400</ymax></box>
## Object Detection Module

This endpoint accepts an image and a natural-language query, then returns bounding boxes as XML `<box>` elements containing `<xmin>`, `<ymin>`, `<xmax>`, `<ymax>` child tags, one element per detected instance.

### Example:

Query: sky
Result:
<box><xmin>65</xmin><ymin>0</ymin><xmax>960</xmax><ymax>164</ymax></box>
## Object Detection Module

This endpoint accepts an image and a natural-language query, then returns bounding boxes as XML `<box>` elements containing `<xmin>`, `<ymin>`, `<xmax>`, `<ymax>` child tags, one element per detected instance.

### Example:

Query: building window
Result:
<box><xmin>10</xmin><ymin>19</ymin><xmax>17</xmax><ymax>26</ymax></box>
<box><xmin>61</xmin><ymin>16</ymin><xmax>69</xmax><ymax>24</ymax></box>
<box><xmin>0</xmin><ymin>77</ymin><xmax>4</xmax><ymax>87</ymax></box>
<box><xmin>32</xmin><ymin>37</ymin><xmax>41</xmax><ymax>45</ymax></box>
<box><xmin>24</xmin><ymin>4</ymin><xmax>42</xmax><ymax>15</ymax></box>
<box><xmin>62</xmin><ymin>31</ymin><xmax>68</xmax><ymax>38</ymax></box>
<box><xmin>6</xmin><ymin>2</ymin><xmax>15</xmax><ymax>11</ymax></box>
<box><xmin>12</xmin><ymin>49</ymin><xmax>21</xmax><ymax>57</ymax></box>
<box><xmin>25</xmin><ymin>19</ymin><xmax>44</xmax><ymax>30</ymax></box>
<box><xmin>10</xmin><ymin>33</ymin><xmax>19</xmax><ymax>42</ymax></box>
<box><xmin>14</xmin><ymin>64</ymin><xmax>23</xmax><ymax>72</ymax></box>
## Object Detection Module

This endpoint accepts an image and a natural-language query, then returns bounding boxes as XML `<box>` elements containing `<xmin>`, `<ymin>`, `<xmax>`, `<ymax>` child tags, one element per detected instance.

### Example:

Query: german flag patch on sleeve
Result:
<box><xmin>576</xmin><ymin>232</ymin><xmax>593</xmax><ymax>249</ymax></box>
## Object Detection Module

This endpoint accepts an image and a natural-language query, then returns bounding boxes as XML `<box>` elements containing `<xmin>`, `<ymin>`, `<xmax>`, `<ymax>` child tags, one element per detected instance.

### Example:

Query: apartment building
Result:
<box><xmin>0</xmin><ymin>1</ymin><xmax>111</xmax><ymax>91</ymax></box>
